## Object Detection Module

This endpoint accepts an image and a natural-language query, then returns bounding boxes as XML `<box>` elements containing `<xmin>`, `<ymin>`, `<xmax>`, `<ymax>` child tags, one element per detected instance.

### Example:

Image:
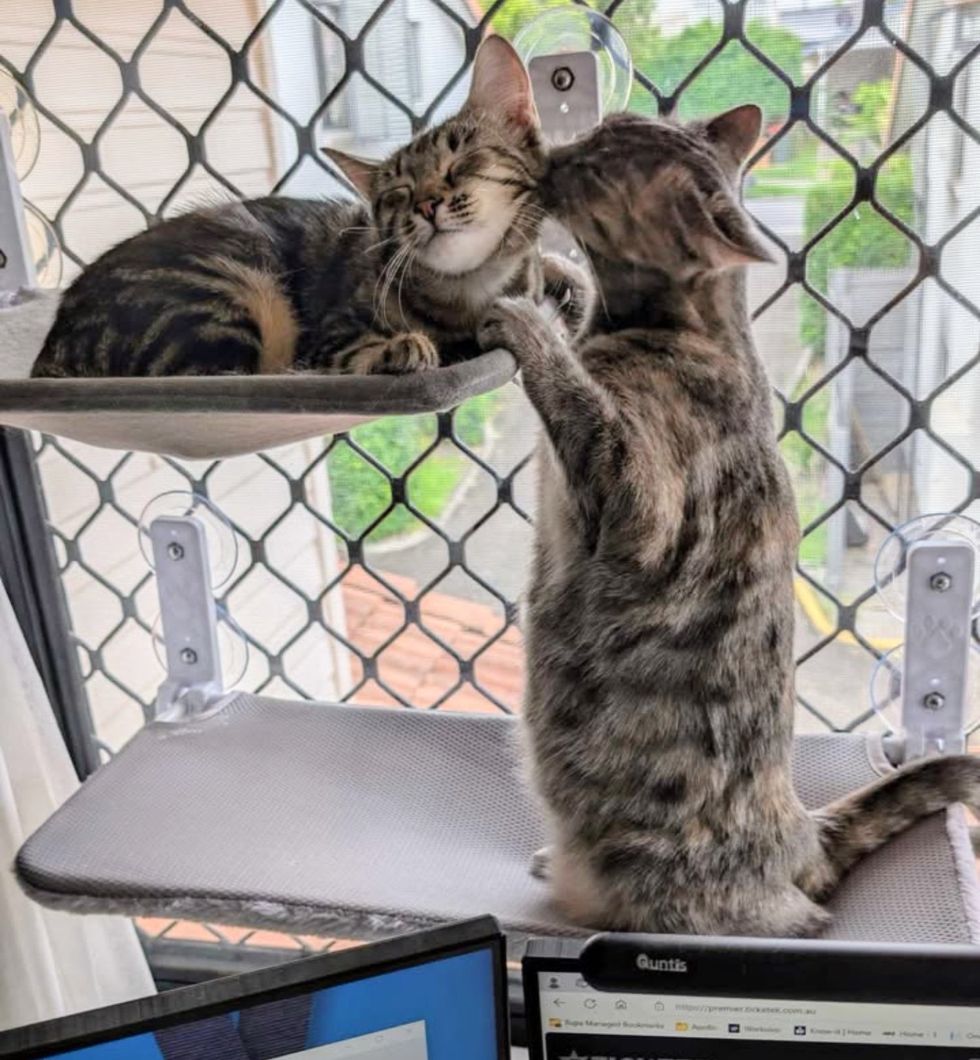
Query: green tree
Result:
<box><xmin>631</xmin><ymin>19</ymin><xmax>803</xmax><ymax>120</ymax></box>
<box><xmin>801</xmin><ymin>154</ymin><xmax>914</xmax><ymax>353</ymax></box>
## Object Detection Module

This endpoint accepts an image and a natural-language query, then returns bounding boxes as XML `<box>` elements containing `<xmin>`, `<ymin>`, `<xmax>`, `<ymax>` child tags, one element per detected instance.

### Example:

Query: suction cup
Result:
<box><xmin>151</xmin><ymin>607</ymin><xmax>249</xmax><ymax>690</ymax></box>
<box><xmin>0</xmin><ymin>68</ymin><xmax>40</xmax><ymax>180</ymax></box>
<box><xmin>873</xmin><ymin>514</ymin><xmax>980</xmax><ymax>621</ymax></box>
<box><xmin>513</xmin><ymin>6</ymin><xmax>633</xmax><ymax>117</ymax></box>
<box><xmin>139</xmin><ymin>491</ymin><xmax>239</xmax><ymax>590</ymax></box>
<box><xmin>870</xmin><ymin>644</ymin><xmax>904</xmax><ymax>732</ymax></box>
<box><xmin>23</xmin><ymin>200</ymin><xmax>63</xmax><ymax>288</ymax></box>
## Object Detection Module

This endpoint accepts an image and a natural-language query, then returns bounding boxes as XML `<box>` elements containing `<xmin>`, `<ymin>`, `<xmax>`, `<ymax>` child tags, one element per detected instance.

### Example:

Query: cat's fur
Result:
<box><xmin>33</xmin><ymin>38</ymin><xmax>584</xmax><ymax>379</ymax></box>
<box><xmin>477</xmin><ymin>107</ymin><xmax>980</xmax><ymax>936</ymax></box>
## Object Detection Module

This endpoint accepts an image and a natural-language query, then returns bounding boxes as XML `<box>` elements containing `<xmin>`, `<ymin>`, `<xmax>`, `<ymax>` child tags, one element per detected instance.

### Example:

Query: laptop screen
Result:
<box><xmin>534</xmin><ymin>971</ymin><xmax>980</xmax><ymax>1058</ymax></box>
<box><xmin>36</xmin><ymin>944</ymin><xmax>500</xmax><ymax>1060</ymax></box>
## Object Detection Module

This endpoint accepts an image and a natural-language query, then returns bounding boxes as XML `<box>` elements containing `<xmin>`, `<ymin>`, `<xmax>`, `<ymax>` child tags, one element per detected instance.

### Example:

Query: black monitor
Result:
<box><xmin>0</xmin><ymin>917</ymin><xmax>508</xmax><ymax>1060</ymax></box>
<box><xmin>524</xmin><ymin>932</ymin><xmax>980</xmax><ymax>1058</ymax></box>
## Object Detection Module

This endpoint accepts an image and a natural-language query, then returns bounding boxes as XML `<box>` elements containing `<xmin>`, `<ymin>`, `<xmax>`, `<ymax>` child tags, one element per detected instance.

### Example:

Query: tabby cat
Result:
<box><xmin>33</xmin><ymin>37</ymin><xmax>585</xmax><ymax>379</ymax></box>
<box><xmin>477</xmin><ymin>106</ymin><xmax>980</xmax><ymax>936</ymax></box>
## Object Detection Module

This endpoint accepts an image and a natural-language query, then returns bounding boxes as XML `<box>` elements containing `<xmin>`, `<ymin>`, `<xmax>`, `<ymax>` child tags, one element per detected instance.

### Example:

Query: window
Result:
<box><xmin>4</xmin><ymin>0</ymin><xmax>980</xmax><ymax>976</ymax></box>
<box><xmin>313</xmin><ymin>0</ymin><xmax>351</xmax><ymax>130</ymax></box>
<box><xmin>408</xmin><ymin>19</ymin><xmax>424</xmax><ymax>105</ymax></box>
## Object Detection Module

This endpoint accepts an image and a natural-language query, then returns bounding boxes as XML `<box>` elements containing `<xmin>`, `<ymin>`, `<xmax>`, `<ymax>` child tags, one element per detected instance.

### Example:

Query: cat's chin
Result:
<box><xmin>418</xmin><ymin>222</ymin><xmax>509</xmax><ymax>277</ymax></box>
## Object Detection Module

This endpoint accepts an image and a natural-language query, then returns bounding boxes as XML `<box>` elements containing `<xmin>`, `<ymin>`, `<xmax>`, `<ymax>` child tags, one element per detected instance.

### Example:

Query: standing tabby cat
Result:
<box><xmin>33</xmin><ymin>37</ymin><xmax>586</xmax><ymax>379</ymax></box>
<box><xmin>478</xmin><ymin>106</ymin><xmax>980</xmax><ymax>936</ymax></box>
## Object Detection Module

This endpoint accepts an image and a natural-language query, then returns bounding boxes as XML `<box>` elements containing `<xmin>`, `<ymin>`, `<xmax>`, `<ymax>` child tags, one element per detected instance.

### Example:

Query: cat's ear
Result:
<box><xmin>466</xmin><ymin>35</ymin><xmax>539</xmax><ymax>130</ymax></box>
<box><xmin>706</xmin><ymin>104</ymin><xmax>763</xmax><ymax>167</ymax></box>
<box><xmin>322</xmin><ymin>147</ymin><xmax>378</xmax><ymax>200</ymax></box>
<box><xmin>699</xmin><ymin>192</ymin><xmax>776</xmax><ymax>268</ymax></box>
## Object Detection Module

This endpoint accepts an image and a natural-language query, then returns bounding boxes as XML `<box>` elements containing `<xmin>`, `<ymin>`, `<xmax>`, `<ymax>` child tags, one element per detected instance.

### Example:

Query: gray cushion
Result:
<box><xmin>16</xmin><ymin>695</ymin><xmax>980</xmax><ymax>943</ymax></box>
<box><xmin>0</xmin><ymin>290</ymin><xmax>516</xmax><ymax>459</ymax></box>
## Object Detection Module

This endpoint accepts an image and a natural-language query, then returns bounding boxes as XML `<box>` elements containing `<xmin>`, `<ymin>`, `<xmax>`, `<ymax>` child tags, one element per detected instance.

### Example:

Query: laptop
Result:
<box><xmin>524</xmin><ymin>932</ymin><xmax>980</xmax><ymax>1058</ymax></box>
<box><xmin>0</xmin><ymin>917</ymin><xmax>508</xmax><ymax>1060</ymax></box>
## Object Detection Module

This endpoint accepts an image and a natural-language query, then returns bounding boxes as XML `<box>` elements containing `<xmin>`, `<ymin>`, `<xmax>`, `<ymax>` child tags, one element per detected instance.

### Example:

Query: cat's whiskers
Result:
<box><xmin>395</xmin><ymin>243</ymin><xmax>421</xmax><ymax>331</ymax></box>
<box><xmin>376</xmin><ymin>240</ymin><xmax>416</xmax><ymax>330</ymax></box>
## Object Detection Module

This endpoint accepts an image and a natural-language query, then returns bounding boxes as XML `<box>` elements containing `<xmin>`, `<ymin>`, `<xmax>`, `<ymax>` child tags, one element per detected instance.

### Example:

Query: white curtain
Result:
<box><xmin>0</xmin><ymin>576</ymin><xmax>155</xmax><ymax>1031</ymax></box>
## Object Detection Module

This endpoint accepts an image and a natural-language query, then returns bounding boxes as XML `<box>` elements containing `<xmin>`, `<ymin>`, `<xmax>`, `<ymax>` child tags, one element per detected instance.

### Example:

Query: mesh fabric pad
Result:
<box><xmin>0</xmin><ymin>291</ymin><xmax>516</xmax><ymax>459</ymax></box>
<box><xmin>16</xmin><ymin>695</ymin><xmax>980</xmax><ymax>942</ymax></box>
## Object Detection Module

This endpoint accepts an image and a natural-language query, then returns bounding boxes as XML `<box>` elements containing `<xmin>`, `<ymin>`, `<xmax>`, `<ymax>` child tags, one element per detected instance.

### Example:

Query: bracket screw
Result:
<box><xmin>930</xmin><ymin>571</ymin><xmax>952</xmax><ymax>592</ymax></box>
<box><xmin>923</xmin><ymin>691</ymin><xmax>946</xmax><ymax>711</ymax></box>
<box><xmin>551</xmin><ymin>66</ymin><xmax>575</xmax><ymax>91</ymax></box>
<box><xmin>167</xmin><ymin>542</ymin><xmax>185</xmax><ymax>561</ymax></box>
<box><xmin>180</xmin><ymin>647</ymin><xmax>198</xmax><ymax>665</ymax></box>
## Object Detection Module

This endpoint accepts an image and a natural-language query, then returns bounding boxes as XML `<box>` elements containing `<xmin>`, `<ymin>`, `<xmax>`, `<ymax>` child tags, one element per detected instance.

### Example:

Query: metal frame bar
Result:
<box><xmin>0</xmin><ymin>428</ymin><xmax>99</xmax><ymax>778</ymax></box>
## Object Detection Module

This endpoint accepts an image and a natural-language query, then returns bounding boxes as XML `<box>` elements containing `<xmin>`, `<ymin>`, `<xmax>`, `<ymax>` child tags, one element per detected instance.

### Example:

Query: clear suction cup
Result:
<box><xmin>24</xmin><ymin>201</ymin><xmax>63</xmax><ymax>288</ymax></box>
<box><xmin>0</xmin><ymin>68</ymin><xmax>40</xmax><ymax>180</ymax></box>
<box><xmin>151</xmin><ymin>607</ymin><xmax>249</xmax><ymax>690</ymax></box>
<box><xmin>139</xmin><ymin>491</ymin><xmax>239</xmax><ymax>590</ymax></box>
<box><xmin>513</xmin><ymin>6</ymin><xmax>633</xmax><ymax>117</ymax></box>
<box><xmin>871</xmin><ymin>642</ymin><xmax>980</xmax><ymax>735</ymax></box>
<box><xmin>870</xmin><ymin>644</ymin><xmax>904</xmax><ymax>732</ymax></box>
<box><xmin>873</xmin><ymin>513</ymin><xmax>980</xmax><ymax>621</ymax></box>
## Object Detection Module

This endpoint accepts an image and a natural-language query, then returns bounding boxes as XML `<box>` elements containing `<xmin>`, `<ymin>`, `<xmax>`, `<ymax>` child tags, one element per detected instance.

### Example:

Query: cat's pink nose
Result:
<box><xmin>415</xmin><ymin>197</ymin><xmax>442</xmax><ymax>222</ymax></box>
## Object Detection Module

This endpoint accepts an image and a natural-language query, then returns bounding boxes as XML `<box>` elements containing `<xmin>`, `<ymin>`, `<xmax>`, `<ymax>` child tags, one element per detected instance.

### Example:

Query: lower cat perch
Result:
<box><xmin>13</xmin><ymin>513</ymin><xmax>980</xmax><ymax>946</ymax></box>
<box><xmin>0</xmin><ymin>290</ymin><xmax>516</xmax><ymax>460</ymax></box>
<box><xmin>15</xmin><ymin>699</ymin><xmax>980</xmax><ymax>944</ymax></box>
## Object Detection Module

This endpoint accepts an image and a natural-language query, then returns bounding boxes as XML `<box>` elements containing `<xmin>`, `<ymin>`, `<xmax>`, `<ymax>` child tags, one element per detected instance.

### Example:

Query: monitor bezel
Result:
<box><xmin>0</xmin><ymin>916</ymin><xmax>508</xmax><ymax>1060</ymax></box>
<box><xmin>522</xmin><ymin>935</ymin><xmax>980</xmax><ymax>1060</ymax></box>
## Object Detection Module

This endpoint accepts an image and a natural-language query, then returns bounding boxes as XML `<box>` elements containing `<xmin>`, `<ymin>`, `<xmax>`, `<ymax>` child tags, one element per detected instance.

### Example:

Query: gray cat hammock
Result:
<box><xmin>0</xmin><ymin>291</ymin><xmax>515</xmax><ymax>460</ymax></box>
<box><xmin>13</xmin><ymin>510</ymin><xmax>980</xmax><ymax>945</ymax></box>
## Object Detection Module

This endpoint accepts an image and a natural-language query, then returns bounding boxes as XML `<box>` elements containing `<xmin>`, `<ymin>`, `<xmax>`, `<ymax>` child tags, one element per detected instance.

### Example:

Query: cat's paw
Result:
<box><xmin>345</xmin><ymin>332</ymin><xmax>439</xmax><ymax>375</ymax></box>
<box><xmin>542</xmin><ymin>253</ymin><xmax>595</xmax><ymax>341</ymax></box>
<box><xmin>530</xmin><ymin>846</ymin><xmax>552</xmax><ymax>880</ymax></box>
<box><xmin>477</xmin><ymin>297</ymin><xmax>551</xmax><ymax>362</ymax></box>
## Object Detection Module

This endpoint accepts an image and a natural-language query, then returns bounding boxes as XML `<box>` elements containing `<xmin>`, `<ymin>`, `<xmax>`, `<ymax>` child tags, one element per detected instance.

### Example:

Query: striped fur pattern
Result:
<box><xmin>32</xmin><ymin>38</ymin><xmax>583</xmax><ymax>379</ymax></box>
<box><xmin>478</xmin><ymin>108</ymin><xmax>980</xmax><ymax>936</ymax></box>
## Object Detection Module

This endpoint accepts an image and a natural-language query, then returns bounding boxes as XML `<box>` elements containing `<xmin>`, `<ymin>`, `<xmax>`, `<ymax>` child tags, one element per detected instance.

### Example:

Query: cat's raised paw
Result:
<box><xmin>542</xmin><ymin>253</ymin><xmax>595</xmax><ymax>341</ymax></box>
<box><xmin>477</xmin><ymin>297</ymin><xmax>550</xmax><ymax>361</ymax></box>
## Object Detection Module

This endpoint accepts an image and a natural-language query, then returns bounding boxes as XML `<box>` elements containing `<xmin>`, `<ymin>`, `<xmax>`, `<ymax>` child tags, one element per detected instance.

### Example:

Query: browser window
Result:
<box><xmin>537</xmin><ymin>972</ymin><xmax>980</xmax><ymax>1058</ymax></box>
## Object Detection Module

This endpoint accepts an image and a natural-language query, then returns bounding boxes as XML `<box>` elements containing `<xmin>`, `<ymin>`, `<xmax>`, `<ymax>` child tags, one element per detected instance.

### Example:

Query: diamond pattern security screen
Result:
<box><xmin>3</xmin><ymin>0</ymin><xmax>980</xmax><ymax>964</ymax></box>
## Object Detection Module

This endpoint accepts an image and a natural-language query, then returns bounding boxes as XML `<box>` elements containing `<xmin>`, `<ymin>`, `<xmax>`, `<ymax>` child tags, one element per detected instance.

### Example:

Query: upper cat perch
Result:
<box><xmin>0</xmin><ymin>291</ymin><xmax>516</xmax><ymax>460</ymax></box>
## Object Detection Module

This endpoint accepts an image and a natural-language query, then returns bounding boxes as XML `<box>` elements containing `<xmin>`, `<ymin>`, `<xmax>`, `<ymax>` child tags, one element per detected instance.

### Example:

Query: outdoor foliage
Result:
<box><xmin>780</xmin><ymin>379</ymin><xmax>832</xmax><ymax>568</ymax></box>
<box><xmin>632</xmin><ymin>22</ymin><xmax>802</xmax><ymax>120</ymax></box>
<box><xmin>802</xmin><ymin>154</ymin><xmax>915</xmax><ymax>353</ymax></box>
<box><xmin>328</xmin><ymin>394</ymin><xmax>500</xmax><ymax>541</ymax></box>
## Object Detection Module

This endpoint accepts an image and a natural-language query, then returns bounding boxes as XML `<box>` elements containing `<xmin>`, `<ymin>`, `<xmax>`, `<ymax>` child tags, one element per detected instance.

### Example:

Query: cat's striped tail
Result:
<box><xmin>814</xmin><ymin>754</ymin><xmax>980</xmax><ymax>888</ymax></box>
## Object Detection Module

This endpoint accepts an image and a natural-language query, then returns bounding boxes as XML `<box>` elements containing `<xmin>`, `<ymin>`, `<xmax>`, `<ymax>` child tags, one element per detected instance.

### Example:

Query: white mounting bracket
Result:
<box><xmin>151</xmin><ymin>515</ymin><xmax>225</xmax><ymax>719</ymax></box>
<box><xmin>0</xmin><ymin>112</ymin><xmax>35</xmax><ymax>294</ymax></box>
<box><xmin>900</xmin><ymin>538</ymin><xmax>975</xmax><ymax>758</ymax></box>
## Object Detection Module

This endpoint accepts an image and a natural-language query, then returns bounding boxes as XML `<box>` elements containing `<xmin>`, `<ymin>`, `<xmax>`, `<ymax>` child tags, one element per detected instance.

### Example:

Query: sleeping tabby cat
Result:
<box><xmin>33</xmin><ymin>37</ymin><xmax>586</xmax><ymax>379</ymax></box>
<box><xmin>478</xmin><ymin>106</ymin><xmax>980</xmax><ymax>936</ymax></box>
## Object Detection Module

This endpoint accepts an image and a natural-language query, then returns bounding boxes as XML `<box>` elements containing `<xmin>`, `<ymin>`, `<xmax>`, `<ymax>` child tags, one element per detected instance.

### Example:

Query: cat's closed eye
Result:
<box><xmin>380</xmin><ymin>185</ymin><xmax>412</xmax><ymax>207</ymax></box>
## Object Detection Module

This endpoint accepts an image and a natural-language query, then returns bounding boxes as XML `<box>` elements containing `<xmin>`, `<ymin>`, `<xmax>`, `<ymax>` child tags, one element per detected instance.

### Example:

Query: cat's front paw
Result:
<box><xmin>542</xmin><ymin>253</ymin><xmax>595</xmax><ymax>341</ymax></box>
<box><xmin>477</xmin><ymin>297</ymin><xmax>551</xmax><ymax>363</ymax></box>
<box><xmin>345</xmin><ymin>332</ymin><xmax>439</xmax><ymax>375</ymax></box>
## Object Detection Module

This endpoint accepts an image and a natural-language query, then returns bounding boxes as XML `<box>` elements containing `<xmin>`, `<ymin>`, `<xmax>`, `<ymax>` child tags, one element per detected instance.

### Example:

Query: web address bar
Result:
<box><xmin>675</xmin><ymin>1002</ymin><xmax>817</xmax><ymax>1017</ymax></box>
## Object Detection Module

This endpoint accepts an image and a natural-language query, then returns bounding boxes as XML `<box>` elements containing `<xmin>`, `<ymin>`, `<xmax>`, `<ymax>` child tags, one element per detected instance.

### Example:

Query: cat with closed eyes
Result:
<box><xmin>32</xmin><ymin>37</ymin><xmax>590</xmax><ymax>379</ymax></box>
<box><xmin>478</xmin><ymin>105</ymin><xmax>980</xmax><ymax>936</ymax></box>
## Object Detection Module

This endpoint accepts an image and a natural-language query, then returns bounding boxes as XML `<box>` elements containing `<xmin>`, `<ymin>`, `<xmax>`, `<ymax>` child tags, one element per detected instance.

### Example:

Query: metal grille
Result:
<box><xmin>3</xmin><ymin>0</ymin><xmax>980</xmax><ymax>962</ymax></box>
